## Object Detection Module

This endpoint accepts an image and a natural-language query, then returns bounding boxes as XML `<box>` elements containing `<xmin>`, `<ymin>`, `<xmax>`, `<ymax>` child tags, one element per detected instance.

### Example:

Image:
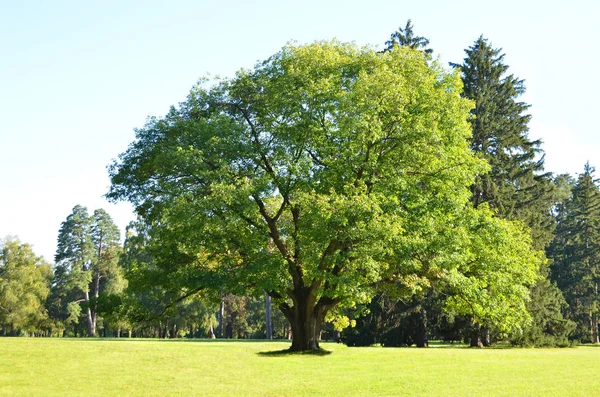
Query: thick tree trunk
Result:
<box><xmin>470</xmin><ymin>322</ymin><xmax>483</xmax><ymax>348</ymax></box>
<box><xmin>85</xmin><ymin>290</ymin><xmax>95</xmax><ymax>337</ymax></box>
<box><xmin>280</xmin><ymin>291</ymin><xmax>328</xmax><ymax>352</ymax></box>
<box><xmin>265</xmin><ymin>291</ymin><xmax>273</xmax><ymax>340</ymax></box>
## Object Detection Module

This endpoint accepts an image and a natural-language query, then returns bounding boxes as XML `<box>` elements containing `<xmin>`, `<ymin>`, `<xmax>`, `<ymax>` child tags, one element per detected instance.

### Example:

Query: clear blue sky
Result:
<box><xmin>1</xmin><ymin>0</ymin><xmax>598</xmax><ymax>261</ymax></box>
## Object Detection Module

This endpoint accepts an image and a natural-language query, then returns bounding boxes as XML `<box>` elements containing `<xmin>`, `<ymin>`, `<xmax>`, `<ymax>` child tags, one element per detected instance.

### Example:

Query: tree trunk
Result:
<box><xmin>265</xmin><ymin>291</ymin><xmax>273</xmax><ymax>340</ymax></box>
<box><xmin>591</xmin><ymin>312</ymin><xmax>599</xmax><ymax>344</ymax></box>
<box><xmin>482</xmin><ymin>327</ymin><xmax>491</xmax><ymax>347</ymax></box>
<box><xmin>416</xmin><ymin>309</ymin><xmax>428</xmax><ymax>348</ymax></box>
<box><xmin>219</xmin><ymin>296</ymin><xmax>225</xmax><ymax>338</ymax></box>
<box><xmin>85</xmin><ymin>290</ymin><xmax>95</xmax><ymax>337</ymax></box>
<box><xmin>333</xmin><ymin>330</ymin><xmax>341</xmax><ymax>342</ymax></box>
<box><xmin>470</xmin><ymin>322</ymin><xmax>483</xmax><ymax>348</ymax></box>
<box><xmin>593</xmin><ymin>282</ymin><xmax>599</xmax><ymax>344</ymax></box>
<box><xmin>280</xmin><ymin>292</ymin><xmax>327</xmax><ymax>352</ymax></box>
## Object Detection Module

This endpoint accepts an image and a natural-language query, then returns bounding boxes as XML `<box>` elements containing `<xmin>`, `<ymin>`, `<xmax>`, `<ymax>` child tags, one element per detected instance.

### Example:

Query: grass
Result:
<box><xmin>1</xmin><ymin>338</ymin><xmax>599</xmax><ymax>396</ymax></box>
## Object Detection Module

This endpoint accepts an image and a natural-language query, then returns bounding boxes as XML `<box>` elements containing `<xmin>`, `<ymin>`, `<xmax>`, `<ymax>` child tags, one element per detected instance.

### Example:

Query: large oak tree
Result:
<box><xmin>108</xmin><ymin>41</ymin><xmax>541</xmax><ymax>351</ymax></box>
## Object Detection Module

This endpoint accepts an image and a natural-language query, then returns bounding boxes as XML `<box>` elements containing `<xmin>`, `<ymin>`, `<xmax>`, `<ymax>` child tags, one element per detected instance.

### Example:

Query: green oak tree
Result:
<box><xmin>108</xmin><ymin>41</ymin><xmax>542</xmax><ymax>351</ymax></box>
<box><xmin>0</xmin><ymin>237</ymin><xmax>52</xmax><ymax>335</ymax></box>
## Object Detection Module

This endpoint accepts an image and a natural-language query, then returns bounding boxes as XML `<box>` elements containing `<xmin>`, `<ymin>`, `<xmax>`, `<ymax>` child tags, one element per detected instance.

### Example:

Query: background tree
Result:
<box><xmin>90</xmin><ymin>209</ymin><xmax>125</xmax><ymax>335</ymax></box>
<box><xmin>53</xmin><ymin>205</ymin><xmax>94</xmax><ymax>336</ymax></box>
<box><xmin>451</xmin><ymin>36</ymin><xmax>555</xmax><ymax>244</ymax></box>
<box><xmin>384</xmin><ymin>19</ymin><xmax>433</xmax><ymax>55</ymax></box>
<box><xmin>451</xmin><ymin>36</ymin><xmax>565</xmax><ymax>346</ymax></box>
<box><xmin>0</xmin><ymin>237</ymin><xmax>52</xmax><ymax>336</ymax></box>
<box><xmin>53</xmin><ymin>205</ymin><xmax>122</xmax><ymax>337</ymax></box>
<box><xmin>549</xmin><ymin>163</ymin><xmax>600</xmax><ymax>343</ymax></box>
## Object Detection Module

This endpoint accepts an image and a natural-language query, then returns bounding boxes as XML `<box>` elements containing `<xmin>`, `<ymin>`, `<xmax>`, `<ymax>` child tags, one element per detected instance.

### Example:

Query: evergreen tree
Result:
<box><xmin>90</xmin><ymin>209</ymin><xmax>125</xmax><ymax>335</ymax></box>
<box><xmin>384</xmin><ymin>19</ymin><xmax>432</xmax><ymax>55</ymax></box>
<box><xmin>549</xmin><ymin>163</ymin><xmax>600</xmax><ymax>342</ymax></box>
<box><xmin>53</xmin><ymin>205</ymin><xmax>122</xmax><ymax>337</ymax></box>
<box><xmin>452</xmin><ymin>37</ymin><xmax>564</xmax><ymax>346</ymax></box>
<box><xmin>452</xmin><ymin>36</ymin><xmax>555</xmax><ymax>240</ymax></box>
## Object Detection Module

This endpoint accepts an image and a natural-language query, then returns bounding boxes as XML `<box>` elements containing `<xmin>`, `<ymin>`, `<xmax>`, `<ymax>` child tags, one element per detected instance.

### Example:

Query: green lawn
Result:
<box><xmin>0</xmin><ymin>339</ymin><xmax>599</xmax><ymax>396</ymax></box>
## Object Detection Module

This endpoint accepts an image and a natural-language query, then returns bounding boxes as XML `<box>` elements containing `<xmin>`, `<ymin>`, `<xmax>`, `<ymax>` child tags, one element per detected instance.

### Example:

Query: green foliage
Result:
<box><xmin>51</xmin><ymin>206</ymin><xmax>123</xmax><ymax>336</ymax></box>
<box><xmin>510</xmin><ymin>277</ymin><xmax>575</xmax><ymax>347</ymax></box>
<box><xmin>450</xmin><ymin>36</ymin><xmax>569</xmax><ymax>346</ymax></box>
<box><xmin>108</xmin><ymin>40</ymin><xmax>542</xmax><ymax>350</ymax></box>
<box><xmin>442</xmin><ymin>205</ymin><xmax>542</xmax><ymax>333</ymax></box>
<box><xmin>549</xmin><ymin>163</ymin><xmax>600</xmax><ymax>342</ymax></box>
<box><xmin>0</xmin><ymin>237</ymin><xmax>52</xmax><ymax>334</ymax></box>
<box><xmin>54</xmin><ymin>205</ymin><xmax>94</xmax><ymax>295</ymax></box>
<box><xmin>115</xmin><ymin>223</ymin><xmax>221</xmax><ymax>338</ymax></box>
<box><xmin>384</xmin><ymin>19</ymin><xmax>433</xmax><ymax>55</ymax></box>
<box><xmin>452</xmin><ymin>36</ymin><xmax>555</xmax><ymax>247</ymax></box>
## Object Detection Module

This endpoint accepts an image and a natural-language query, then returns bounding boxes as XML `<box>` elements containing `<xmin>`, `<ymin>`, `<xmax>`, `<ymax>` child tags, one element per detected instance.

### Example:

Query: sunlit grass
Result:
<box><xmin>0</xmin><ymin>338</ymin><xmax>598</xmax><ymax>396</ymax></box>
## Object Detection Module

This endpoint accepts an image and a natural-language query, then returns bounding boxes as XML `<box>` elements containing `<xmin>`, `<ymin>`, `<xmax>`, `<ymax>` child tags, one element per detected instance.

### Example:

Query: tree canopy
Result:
<box><xmin>52</xmin><ymin>205</ymin><xmax>123</xmax><ymax>337</ymax></box>
<box><xmin>0</xmin><ymin>237</ymin><xmax>51</xmax><ymax>335</ymax></box>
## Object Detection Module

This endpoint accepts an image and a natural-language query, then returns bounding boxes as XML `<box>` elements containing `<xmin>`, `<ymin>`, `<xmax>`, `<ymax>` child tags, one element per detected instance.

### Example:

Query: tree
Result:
<box><xmin>53</xmin><ymin>205</ymin><xmax>122</xmax><ymax>337</ymax></box>
<box><xmin>108</xmin><ymin>41</ymin><xmax>541</xmax><ymax>352</ymax></box>
<box><xmin>90</xmin><ymin>209</ymin><xmax>125</xmax><ymax>335</ymax></box>
<box><xmin>451</xmin><ymin>37</ymin><xmax>566</xmax><ymax>346</ymax></box>
<box><xmin>0</xmin><ymin>237</ymin><xmax>52</xmax><ymax>335</ymax></box>
<box><xmin>452</xmin><ymin>36</ymin><xmax>555</xmax><ymax>244</ymax></box>
<box><xmin>384</xmin><ymin>19</ymin><xmax>433</xmax><ymax>55</ymax></box>
<box><xmin>550</xmin><ymin>163</ymin><xmax>600</xmax><ymax>342</ymax></box>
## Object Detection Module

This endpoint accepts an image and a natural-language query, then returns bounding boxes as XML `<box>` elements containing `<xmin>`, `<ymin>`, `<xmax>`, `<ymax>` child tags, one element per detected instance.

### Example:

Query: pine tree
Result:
<box><xmin>452</xmin><ymin>36</ymin><xmax>555</xmax><ymax>241</ymax></box>
<box><xmin>550</xmin><ymin>163</ymin><xmax>600</xmax><ymax>342</ymax></box>
<box><xmin>384</xmin><ymin>19</ymin><xmax>433</xmax><ymax>55</ymax></box>
<box><xmin>53</xmin><ymin>205</ymin><xmax>122</xmax><ymax>337</ymax></box>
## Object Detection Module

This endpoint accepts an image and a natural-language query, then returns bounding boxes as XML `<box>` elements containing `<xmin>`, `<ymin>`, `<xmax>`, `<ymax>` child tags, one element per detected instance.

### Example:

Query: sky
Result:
<box><xmin>1</xmin><ymin>0</ymin><xmax>599</xmax><ymax>262</ymax></box>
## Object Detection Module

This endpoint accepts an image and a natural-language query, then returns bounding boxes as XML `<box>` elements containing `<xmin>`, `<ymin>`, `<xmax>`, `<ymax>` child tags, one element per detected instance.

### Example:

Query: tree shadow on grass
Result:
<box><xmin>257</xmin><ymin>348</ymin><xmax>332</xmax><ymax>357</ymax></box>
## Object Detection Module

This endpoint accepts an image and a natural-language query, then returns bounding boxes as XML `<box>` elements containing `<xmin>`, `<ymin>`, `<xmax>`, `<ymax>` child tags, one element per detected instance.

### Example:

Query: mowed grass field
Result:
<box><xmin>1</xmin><ymin>339</ymin><xmax>599</xmax><ymax>396</ymax></box>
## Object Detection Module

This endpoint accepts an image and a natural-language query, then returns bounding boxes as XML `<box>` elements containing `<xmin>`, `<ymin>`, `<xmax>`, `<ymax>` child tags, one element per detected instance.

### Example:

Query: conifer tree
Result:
<box><xmin>53</xmin><ymin>205</ymin><xmax>122</xmax><ymax>336</ymax></box>
<box><xmin>452</xmin><ymin>36</ymin><xmax>555</xmax><ymax>243</ymax></box>
<box><xmin>452</xmin><ymin>37</ymin><xmax>564</xmax><ymax>346</ymax></box>
<box><xmin>549</xmin><ymin>163</ymin><xmax>600</xmax><ymax>342</ymax></box>
<box><xmin>384</xmin><ymin>19</ymin><xmax>432</xmax><ymax>55</ymax></box>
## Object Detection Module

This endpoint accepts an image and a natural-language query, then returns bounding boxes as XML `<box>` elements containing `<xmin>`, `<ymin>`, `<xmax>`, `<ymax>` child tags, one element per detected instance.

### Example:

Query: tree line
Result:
<box><xmin>1</xmin><ymin>21</ymin><xmax>597</xmax><ymax>349</ymax></box>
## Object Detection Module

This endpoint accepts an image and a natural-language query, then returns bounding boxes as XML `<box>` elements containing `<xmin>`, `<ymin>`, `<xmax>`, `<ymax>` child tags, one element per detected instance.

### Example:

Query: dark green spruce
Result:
<box><xmin>384</xmin><ymin>19</ymin><xmax>433</xmax><ymax>55</ymax></box>
<box><xmin>549</xmin><ymin>164</ymin><xmax>600</xmax><ymax>343</ymax></box>
<box><xmin>452</xmin><ymin>36</ymin><xmax>567</xmax><ymax>347</ymax></box>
